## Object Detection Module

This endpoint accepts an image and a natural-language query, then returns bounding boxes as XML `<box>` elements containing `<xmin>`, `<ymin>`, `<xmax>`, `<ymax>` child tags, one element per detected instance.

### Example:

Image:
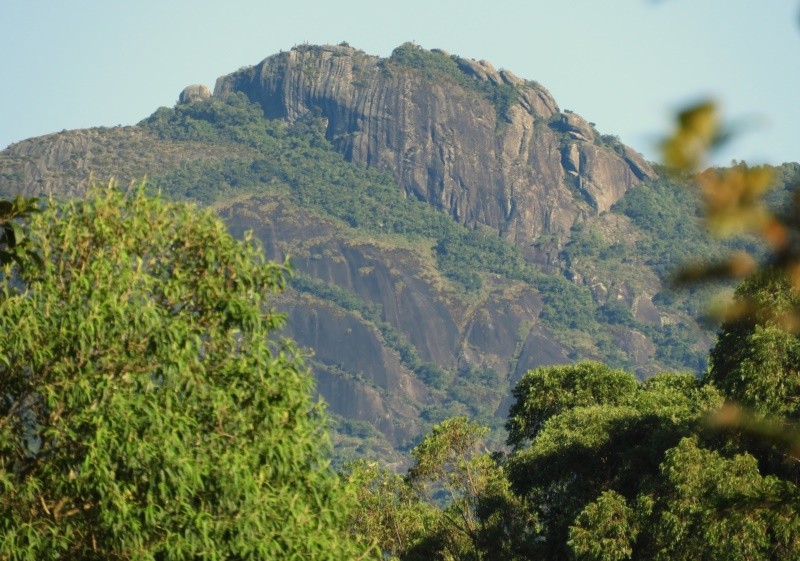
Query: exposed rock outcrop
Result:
<box><xmin>0</xmin><ymin>127</ymin><xmax>255</xmax><ymax>198</ymax></box>
<box><xmin>178</xmin><ymin>84</ymin><xmax>211</xmax><ymax>104</ymax></box>
<box><xmin>214</xmin><ymin>44</ymin><xmax>656</xmax><ymax>258</ymax></box>
<box><xmin>218</xmin><ymin>194</ymin><xmax>569</xmax><ymax>444</ymax></box>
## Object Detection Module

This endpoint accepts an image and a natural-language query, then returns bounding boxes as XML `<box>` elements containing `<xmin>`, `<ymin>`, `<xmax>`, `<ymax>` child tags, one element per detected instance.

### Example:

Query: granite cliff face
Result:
<box><xmin>214</xmin><ymin>44</ymin><xmax>655</xmax><ymax>261</ymax></box>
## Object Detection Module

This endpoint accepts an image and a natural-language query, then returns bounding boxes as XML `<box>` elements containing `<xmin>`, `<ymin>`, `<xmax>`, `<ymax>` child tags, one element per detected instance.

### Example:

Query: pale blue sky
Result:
<box><xmin>2</xmin><ymin>0</ymin><xmax>798</xmax><ymax>165</ymax></box>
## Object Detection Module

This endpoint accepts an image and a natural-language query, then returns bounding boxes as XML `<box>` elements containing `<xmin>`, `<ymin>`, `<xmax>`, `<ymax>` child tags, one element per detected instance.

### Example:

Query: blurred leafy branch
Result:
<box><xmin>663</xmin><ymin>101</ymin><xmax>800</xmax><ymax>328</ymax></box>
<box><xmin>663</xmin><ymin>101</ymin><xmax>800</xmax><ymax>461</ymax></box>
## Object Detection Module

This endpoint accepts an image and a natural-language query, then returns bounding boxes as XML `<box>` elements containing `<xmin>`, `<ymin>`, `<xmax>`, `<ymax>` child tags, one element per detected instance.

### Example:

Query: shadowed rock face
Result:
<box><xmin>219</xmin><ymin>196</ymin><xmax>569</xmax><ymax>446</ymax></box>
<box><xmin>214</xmin><ymin>44</ymin><xmax>655</xmax><ymax>259</ymax></box>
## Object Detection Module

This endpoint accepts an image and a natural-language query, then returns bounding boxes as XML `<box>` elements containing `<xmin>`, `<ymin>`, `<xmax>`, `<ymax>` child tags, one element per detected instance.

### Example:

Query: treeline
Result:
<box><xmin>346</xmin><ymin>269</ymin><xmax>800</xmax><ymax>559</ymax></box>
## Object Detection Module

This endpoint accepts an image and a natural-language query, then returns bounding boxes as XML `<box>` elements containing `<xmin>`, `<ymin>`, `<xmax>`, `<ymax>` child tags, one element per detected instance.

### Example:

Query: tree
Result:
<box><xmin>0</xmin><ymin>186</ymin><xmax>373</xmax><ymax>560</ymax></box>
<box><xmin>505</xmin><ymin>361</ymin><xmax>639</xmax><ymax>448</ymax></box>
<box><xmin>347</xmin><ymin>417</ymin><xmax>532</xmax><ymax>561</ymax></box>
<box><xmin>707</xmin><ymin>268</ymin><xmax>800</xmax><ymax>419</ymax></box>
<box><xmin>504</xmin><ymin>366</ymin><xmax>722</xmax><ymax>561</ymax></box>
<box><xmin>406</xmin><ymin>417</ymin><xmax>524</xmax><ymax>561</ymax></box>
<box><xmin>644</xmin><ymin>437</ymin><xmax>800</xmax><ymax>561</ymax></box>
<box><xmin>568</xmin><ymin>491</ymin><xmax>638</xmax><ymax>561</ymax></box>
<box><xmin>344</xmin><ymin>460</ymin><xmax>437</xmax><ymax>561</ymax></box>
<box><xmin>569</xmin><ymin>437</ymin><xmax>800</xmax><ymax>561</ymax></box>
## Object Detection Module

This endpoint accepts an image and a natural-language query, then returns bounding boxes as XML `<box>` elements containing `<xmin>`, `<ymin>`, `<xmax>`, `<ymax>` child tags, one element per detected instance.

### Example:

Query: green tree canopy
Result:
<box><xmin>707</xmin><ymin>268</ymin><xmax>800</xmax><ymax>419</ymax></box>
<box><xmin>0</xmin><ymin>186</ymin><xmax>371</xmax><ymax>560</ymax></box>
<box><xmin>569</xmin><ymin>436</ymin><xmax>800</xmax><ymax>561</ymax></box>
<box><xmin>505</xmin><ymin>366</ymin><xmax>722</xmax><ymax>560</ymax></box>
<box><xmin>505</xmin><ymin>362</ymin><xmax>639</xmax><ymax>449</ymax></box>
<box><xmin>346</xmin><ymin>417</ymin><xmax>532</xmax><ymax>561</ymax></box>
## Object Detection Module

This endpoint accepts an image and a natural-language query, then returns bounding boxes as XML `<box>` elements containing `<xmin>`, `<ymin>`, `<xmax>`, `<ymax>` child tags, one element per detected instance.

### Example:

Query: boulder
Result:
<box><xmin>178</xmin><ymin>84</ymin><xmax>211</xmax><ymax>104</ymax></box>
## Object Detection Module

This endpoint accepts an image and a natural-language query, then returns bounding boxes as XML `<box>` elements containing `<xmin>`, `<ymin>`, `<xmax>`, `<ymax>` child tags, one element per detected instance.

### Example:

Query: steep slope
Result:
<box><xmin>214</xmin><ymin>43</ymin><xmax>655</xmax><ymax>263</ymax></box>
<box><xmin>1</xmin><ymin>43</ymin><xmax>735</xmax><ymax>466</ymax></box>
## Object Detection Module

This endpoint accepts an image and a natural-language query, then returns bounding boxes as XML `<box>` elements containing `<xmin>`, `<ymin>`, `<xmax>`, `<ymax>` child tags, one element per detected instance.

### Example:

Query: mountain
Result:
<box><xmin>214</xmin><ymin>43</ymin><xmax>656</xmax><ymax>257</ymax></box>
<box><xmin>2</xmin><ymin>43</ymin><xmax>766</xmax><ymax>467</ymax></box>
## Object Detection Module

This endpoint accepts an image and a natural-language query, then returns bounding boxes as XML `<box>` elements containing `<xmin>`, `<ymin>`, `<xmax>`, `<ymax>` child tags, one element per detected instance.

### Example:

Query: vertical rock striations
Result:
<box><xmin>214</xmin><ymin>43</ymin><xmax>655</xmax><ymax>260</ymax></box>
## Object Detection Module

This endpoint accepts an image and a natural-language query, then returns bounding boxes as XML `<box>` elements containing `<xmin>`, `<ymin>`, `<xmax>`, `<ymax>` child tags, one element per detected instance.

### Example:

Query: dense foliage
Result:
<box><xmin>708</xmin><ymin>268</ymin><xmax>800</xmax><ymax>419</ymax></box>
<box><xmin>354</xmin><ymin>337</ymin><xmax>800</xmax><ymax>560</ymax></box>
<box><xmin>0</xmin><ymin>188</ymin><xmax>372</xmax><ymax>560</ymax></box>
<box><xmin>612</xmin><ymin>173</ymin><xmax>716</xmax><ymax>279</ymax></box>
<box><xmin>504</xmin><ymin>364</ymin><xmax>724</xmax><ymax>560</ymax></box>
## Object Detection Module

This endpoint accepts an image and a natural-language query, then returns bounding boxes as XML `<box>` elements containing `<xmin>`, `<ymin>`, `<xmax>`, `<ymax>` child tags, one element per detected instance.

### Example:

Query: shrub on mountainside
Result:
<box><xmin>387</xmin><ymin>43</ymin><xmax>519</xmax><ymax>122</ymax></box>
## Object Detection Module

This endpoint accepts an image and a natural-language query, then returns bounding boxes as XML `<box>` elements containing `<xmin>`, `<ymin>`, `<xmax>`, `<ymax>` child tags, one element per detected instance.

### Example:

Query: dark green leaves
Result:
<box><xmin>0</xmin><ymin>194</ymin><xmax>39</xmax><ymax>267</ymax></box>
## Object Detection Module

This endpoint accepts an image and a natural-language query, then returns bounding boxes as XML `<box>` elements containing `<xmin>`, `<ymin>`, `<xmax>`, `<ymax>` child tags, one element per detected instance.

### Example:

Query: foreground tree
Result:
<box><xmin>505</xmin><ymin>363</ymin><xmax>722</xmax><ymax>560</ymax></box>
<box><xmin>346</xmin><ymin>417</ymin><xmax>532</xmax><ymax>561</ymax></box>
<box><xmin>0</xmin><ymin>186</ymin><xmax>373</xmax><ymax>560</ymax></box>
<box><xmin>708</xmin><ymin>268</ymin><xmax>800</xmax><ymax>420</ymax></box>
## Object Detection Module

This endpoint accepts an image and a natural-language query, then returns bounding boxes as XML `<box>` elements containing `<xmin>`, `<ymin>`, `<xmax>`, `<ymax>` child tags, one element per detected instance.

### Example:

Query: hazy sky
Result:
<box><xmin>2</xmin><ymin>0</ymin><xmax>798</xmax><ymax>165</ymax></box>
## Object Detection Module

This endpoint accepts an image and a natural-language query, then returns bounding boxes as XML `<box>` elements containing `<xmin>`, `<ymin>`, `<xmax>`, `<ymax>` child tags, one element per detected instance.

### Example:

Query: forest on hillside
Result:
<box><xmin>2</xmin><ymin>174</ymin><xmax>800</xmax><ymax>559</ymax></box>
<box><xmin>1</xmin><ymin>99</ymin><xmax>800</xmax><ymax>558</ymax></box>
<box><xmin>1</xmin><ymin>9</ymin><xmax>799</xmax><ymax>553</ymax></box>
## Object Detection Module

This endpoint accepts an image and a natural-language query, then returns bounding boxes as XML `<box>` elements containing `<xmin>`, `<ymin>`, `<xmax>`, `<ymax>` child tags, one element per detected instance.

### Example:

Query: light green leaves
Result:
<box><xmin>569</xmin><ymin>491</ymin><xmax>637</xmax><ymax>561</ymax></box>
<box><xmin>0</xmin><ymin>185</ymin><xmax>373</xmax><ymax>560</ymax></box>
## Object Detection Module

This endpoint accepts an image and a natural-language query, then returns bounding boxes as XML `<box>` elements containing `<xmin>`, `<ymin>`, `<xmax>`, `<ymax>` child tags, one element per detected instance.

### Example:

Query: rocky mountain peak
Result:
<box><xmin>213</xmin><ymin>43</ymin><xmax>655</xmax><ymax>259</ymax></box>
